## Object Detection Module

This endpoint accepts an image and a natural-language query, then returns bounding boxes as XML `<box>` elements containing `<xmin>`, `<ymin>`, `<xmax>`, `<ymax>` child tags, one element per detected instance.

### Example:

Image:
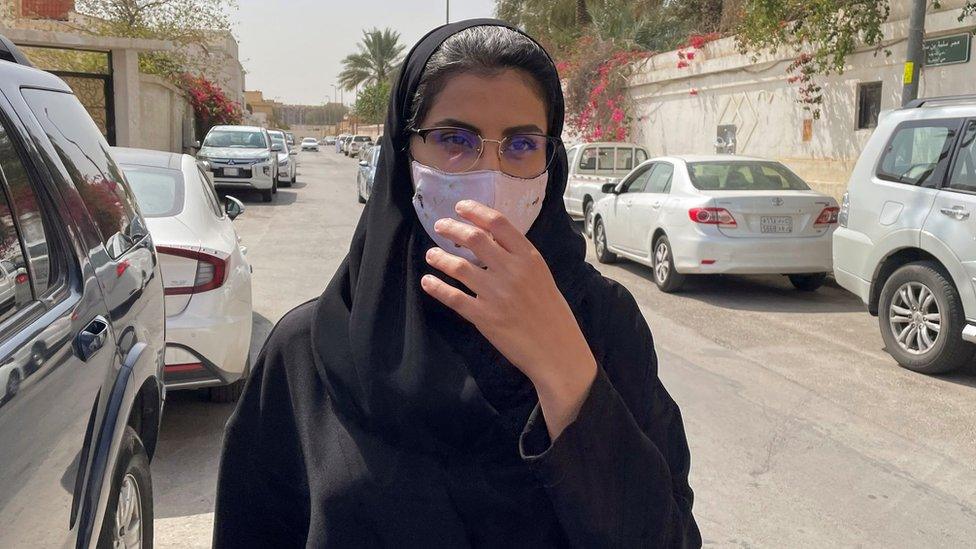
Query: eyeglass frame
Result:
<box><xmin>407</xmin><ymin>126</ymin><xmax>563</xmax><ymax>179</ymax></box>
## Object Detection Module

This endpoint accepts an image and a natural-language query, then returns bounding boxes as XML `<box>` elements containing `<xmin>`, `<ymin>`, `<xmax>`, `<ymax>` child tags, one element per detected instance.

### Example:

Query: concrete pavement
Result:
<box><xmin>152</xmin><ymin>149</ymin><xmax>976</xmax><ymax>547</ymax></box>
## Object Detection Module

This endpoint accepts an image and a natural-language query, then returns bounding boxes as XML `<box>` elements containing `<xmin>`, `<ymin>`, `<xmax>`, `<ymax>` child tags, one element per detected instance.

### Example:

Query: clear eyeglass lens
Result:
<box><xmin>418</xmin><ymin>128</ymin><xmax>554</xmax><ymax>178</ymax></box>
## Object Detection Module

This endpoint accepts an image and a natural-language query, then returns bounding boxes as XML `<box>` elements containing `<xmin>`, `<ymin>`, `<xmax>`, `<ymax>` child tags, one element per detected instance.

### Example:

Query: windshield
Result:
<box><xmin>120</xmin><ymin>165</ymin><xmax>185</xmax><ymax>217</ymax></box>
<box><xmin>303</xmin><ymin>138</ymin><xmax>317</xmax><ymax>143</ymax></box>
<box><xmin>269</xmin><ymin>133</ymin><xmax>286</xmax><ymax>147</ymax></box>
<box><xmin>204</xmin><ymin>130</ymin><xmax>267</xmax><ymax>149</ymax></box>
<box><xmin>686</xmin><ymin>161</ymin><xmax>810</xmax><ymax>191</ymax></box>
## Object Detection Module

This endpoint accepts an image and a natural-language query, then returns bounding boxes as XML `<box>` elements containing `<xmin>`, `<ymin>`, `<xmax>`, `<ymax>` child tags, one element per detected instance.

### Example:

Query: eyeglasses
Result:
<box><xmin>409</xmin><ymin>126</ymin><xmax>561</xmax><ymax>179</ymax></box>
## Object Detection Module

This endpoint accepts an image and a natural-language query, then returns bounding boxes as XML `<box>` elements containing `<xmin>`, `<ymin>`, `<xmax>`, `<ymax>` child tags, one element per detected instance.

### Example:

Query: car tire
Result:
<box><xmin>5</xmin><ymin>369</ymin><xmax>21</xmax><ymax>401</ymax></box>
<box><xmin>583</xmin><ymin>200</ymin><xmax>594</xmax><ymax>239</ymax></box>
<box><xmin>272</xmin><ymin>178</ymin><xmax>278</xmax><ymax>195</ymax></box>
<box><xmin>261</xmin><ymin>189</ymin><xmax>273</xmax><ymax>203</ymax></box>
<box><xmin>357</xmin><ymin>186</ymin><xmax>366</xmax><ymax>204</ymax></box>
<box><xmin>788</xmin><ymin>273</ymin><xmax>827</xmax><ymax>291</ymax></box>
<box><xmin>97</xmin><ymin>426</ymin><xmax>153</xmax><ymax>549</ymax></box>
<box><xmin>878</xmin><ymin>261</ymin><xmax>975</xmax><ymax>374</ymax></box>
<box><xmin>652</xmin><ymin>235</ymin><xmax>685</xmax><ymax>293</ymax></box>
<box><xmin>593</xmin><ymin>218</ymin><xmax>617</xmax><ymax>264</ymax></box>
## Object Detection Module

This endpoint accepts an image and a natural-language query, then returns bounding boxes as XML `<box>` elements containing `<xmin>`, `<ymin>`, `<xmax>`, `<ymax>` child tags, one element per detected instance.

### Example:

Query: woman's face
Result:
<box><xmin>410</xmin><ymin>69</ymin><xmax>549</xmax><ymax>175</ymax></box>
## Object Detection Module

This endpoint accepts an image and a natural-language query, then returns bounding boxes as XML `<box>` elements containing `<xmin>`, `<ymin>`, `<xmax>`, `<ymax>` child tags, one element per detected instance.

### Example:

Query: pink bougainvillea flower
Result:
<box><xmin>677</xmin><ymin>60</ymin><xmax>689</xmax><ymax>69</ymax></box>
<box><xmin>689</xmin><ymin>88</ymin><xmax>699</xmax><ymax>96</ymax></box>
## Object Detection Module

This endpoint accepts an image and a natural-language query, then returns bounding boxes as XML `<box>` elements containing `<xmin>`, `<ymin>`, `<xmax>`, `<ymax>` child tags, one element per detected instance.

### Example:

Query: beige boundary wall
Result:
<box><xmin>138</xmin><ymin>74</ymin><xmax>194</xmax><ymax>154</ymax></box>
<box><xmin>624</xmin><ymin>1</ymin><xmax>976</xmax><ymax>199</ymax></box>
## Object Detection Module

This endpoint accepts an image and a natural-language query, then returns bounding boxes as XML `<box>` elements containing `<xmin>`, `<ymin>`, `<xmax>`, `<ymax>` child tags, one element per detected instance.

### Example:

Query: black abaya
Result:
<box><xmin>214</xmin><ymin>18</ymin><xmax>701</xmax><ymax>548</ymax></box>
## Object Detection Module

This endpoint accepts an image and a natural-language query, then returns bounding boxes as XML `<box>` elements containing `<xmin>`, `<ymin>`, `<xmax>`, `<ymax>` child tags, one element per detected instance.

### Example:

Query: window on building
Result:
<box><xmin>22</xmin><ymin>89</ymin><xmax>146</xmax><ymax>258</ymax></box>
<box><xmin>856</xmin><ymin>82</ymin><xmax>883</xmax><ymax>130</ymax></box>
<box><xmin>877</xmin><ymin>120</ymin><xmax>960</xmax><ymax>187</ymax></box>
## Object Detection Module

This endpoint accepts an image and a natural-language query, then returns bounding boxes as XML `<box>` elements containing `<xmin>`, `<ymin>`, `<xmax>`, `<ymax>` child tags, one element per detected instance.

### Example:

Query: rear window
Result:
<box><xmin>120</xmin><ymin>165</ymin><xmax>185</xmax><ymax>218</ymax></box>
<box><xmin>687</xmin><ymin>161</ymin><xmax>810</xmax><ymax>191</ymax></box>
<box><xmin>204</xmin><ymin>130</ymin><xmax>267</xmax><ymax>149</ymax></box>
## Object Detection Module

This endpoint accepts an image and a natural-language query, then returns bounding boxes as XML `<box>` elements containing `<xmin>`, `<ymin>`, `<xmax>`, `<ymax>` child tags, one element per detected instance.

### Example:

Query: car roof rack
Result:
<box><xmin>0</xmin><ymin>34</ymin><xmax>34</xmax><ymax>67</ymax></box>
<box><xmin>904</xmin><ymin>94</ymin><xmax>976</xmax><ymax>108</ymax></box>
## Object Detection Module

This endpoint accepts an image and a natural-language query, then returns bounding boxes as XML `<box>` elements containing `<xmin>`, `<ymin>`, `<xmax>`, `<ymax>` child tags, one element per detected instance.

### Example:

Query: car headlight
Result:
<box><xmin>257</xmin><ymin>152</ymin><xmax>271</xmax><ymax>163</ymax></box>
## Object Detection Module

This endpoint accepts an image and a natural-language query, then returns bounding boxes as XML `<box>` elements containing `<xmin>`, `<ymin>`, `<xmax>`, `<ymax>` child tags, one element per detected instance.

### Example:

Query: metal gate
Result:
<box><xmin>55</xmin><ymin>72</ymin><xmax>116</xmax><ymax>145</ymax></box>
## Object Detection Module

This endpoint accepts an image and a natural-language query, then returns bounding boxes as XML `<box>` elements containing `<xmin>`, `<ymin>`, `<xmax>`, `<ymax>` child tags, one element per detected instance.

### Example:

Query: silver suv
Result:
<box><xmin>833</xmin><ymin>95</ymin><xmax>976</xmax><ymax>374</ymax></box>
<box><xmin>197</xmin><ymin>125</ymin><xmax>280</xmax><ymax>202</ymax></box>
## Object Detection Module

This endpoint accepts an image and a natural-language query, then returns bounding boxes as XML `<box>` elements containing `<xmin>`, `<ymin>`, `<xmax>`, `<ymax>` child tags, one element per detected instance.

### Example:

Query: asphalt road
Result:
<box><xmin>152</xmin><ymin>149</ymin><xmax>976</xmax><ymax>548</ymax></box>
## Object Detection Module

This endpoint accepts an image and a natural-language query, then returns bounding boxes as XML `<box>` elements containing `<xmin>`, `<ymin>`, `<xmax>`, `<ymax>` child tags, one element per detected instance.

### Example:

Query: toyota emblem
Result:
<box><xmin>772</xmin><ymin>197</ymin><xmax>784</xmax><ymax>206</ymax></box>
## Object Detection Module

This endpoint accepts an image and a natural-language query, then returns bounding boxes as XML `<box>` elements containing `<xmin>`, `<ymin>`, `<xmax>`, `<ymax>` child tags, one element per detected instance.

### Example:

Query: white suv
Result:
<box><xmin>834</xmin><ymin>95</ymin><xmax>976</xmax><ymax>374</ymax></box>
<box><xmin>197</xmin><ymin>125</ymin><xmax>280</xmax><ymax>202</ymax></box>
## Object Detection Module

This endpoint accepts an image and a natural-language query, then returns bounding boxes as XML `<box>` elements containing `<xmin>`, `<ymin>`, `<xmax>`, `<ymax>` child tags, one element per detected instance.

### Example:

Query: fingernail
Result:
<box><xmin>426</xmin><ymin>248</ymin><xmax>438</xmax><ymax>261</ymax></box>
<box><xmin>420</xmin><ymin>274</ymin><xmax>434</xmax><ymax>287</ymax></box>
<box><xmin>434</xmin><ymin>218</ymin><xmax>450</xmax><ymax>232</ymax></box>
<box><xmin>456</xmin><ymin>200</ymin><xmax>472</xmax><ymax>212</ymax></box>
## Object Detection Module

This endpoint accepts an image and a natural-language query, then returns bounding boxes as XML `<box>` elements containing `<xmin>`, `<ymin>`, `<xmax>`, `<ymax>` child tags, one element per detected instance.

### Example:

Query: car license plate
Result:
<box><xmin>223</xmin><ymin>167</ymin><xmax>240</xmax><ymax>176</ymax></box>
<box><xmin>760</xmin><ymin>215</ymin><xmax>793</xmax><ymax>233</ymax></box>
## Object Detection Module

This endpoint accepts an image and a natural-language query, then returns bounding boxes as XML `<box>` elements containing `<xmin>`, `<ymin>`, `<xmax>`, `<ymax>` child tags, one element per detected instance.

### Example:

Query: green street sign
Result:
<box><xmin>923</xmin><ymin>33</ymin><xmax>971</xmax><ymax>67</ymax></box>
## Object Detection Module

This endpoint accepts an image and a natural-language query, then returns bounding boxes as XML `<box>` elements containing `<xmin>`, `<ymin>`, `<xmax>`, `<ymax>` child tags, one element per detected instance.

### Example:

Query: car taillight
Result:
<box><xmin>815</xmin><ymin>206</ymin><xmax>840</xmax><ymax>226</ymax></box>
<box><xmin>156</xmin><ymin>246</ymin><xmax>227</xmax><ymax>296</ymax></box>
<box><xmin>689</xmin><ymin>207</ymin><xmax>737</xmax><ymax>227</ymax></box>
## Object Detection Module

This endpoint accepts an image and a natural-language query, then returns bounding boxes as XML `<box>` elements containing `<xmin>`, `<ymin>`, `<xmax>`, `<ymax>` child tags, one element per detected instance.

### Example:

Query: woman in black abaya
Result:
<box><xmin>214</xmin><ymin>19</ymin><xmax>700</xmax><ymax>548</ymax></box>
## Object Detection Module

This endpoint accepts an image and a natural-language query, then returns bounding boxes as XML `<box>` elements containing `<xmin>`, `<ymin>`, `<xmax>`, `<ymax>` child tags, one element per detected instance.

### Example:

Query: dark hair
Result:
<box><xmin>408</xmin><ymin>26</ymin><xmax>558</xmax><ymax>133</ymax></box>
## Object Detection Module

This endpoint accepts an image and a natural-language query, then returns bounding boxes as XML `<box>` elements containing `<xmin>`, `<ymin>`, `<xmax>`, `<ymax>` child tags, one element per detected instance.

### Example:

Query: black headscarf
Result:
<box><xmin>311</xmin><ymin>19</ymin><xmax>593</xmax><ymax>454</ymax></box>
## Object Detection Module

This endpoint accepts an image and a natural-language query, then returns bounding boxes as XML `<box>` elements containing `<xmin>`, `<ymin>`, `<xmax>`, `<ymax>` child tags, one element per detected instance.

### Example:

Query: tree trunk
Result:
<box><xmin>576</xmin><ymin>0</ymin><xmax>592</xmax><ymax>26</ymax></box>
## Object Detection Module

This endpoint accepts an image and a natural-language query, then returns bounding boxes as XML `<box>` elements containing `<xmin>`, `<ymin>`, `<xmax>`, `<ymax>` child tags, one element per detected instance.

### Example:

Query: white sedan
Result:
<box><xmin>114</xmin><ymin>147</ymin><xmax>253</xmax><ymax>402</ymax></box>
<box><xmin>301</xmin><ymin>137</ymin><xmax>320</xmax><ymax>151</ymax></box>
<box><xmin>591</xmin><ymin>155</ymin><xmax>839</xmax><ymax>292</ymax></box>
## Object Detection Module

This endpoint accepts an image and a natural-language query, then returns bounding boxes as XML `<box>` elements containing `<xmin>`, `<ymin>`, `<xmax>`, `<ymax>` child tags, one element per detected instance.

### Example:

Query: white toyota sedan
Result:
<box><xmin>114</xmin><ymin>147</ymin><xmax>253</xmax><ymax>402</ymax></box>
<box><xmin>591</xmin><ymin>155</ymin><xmax>839</xmax><ymax>292</ymax></box>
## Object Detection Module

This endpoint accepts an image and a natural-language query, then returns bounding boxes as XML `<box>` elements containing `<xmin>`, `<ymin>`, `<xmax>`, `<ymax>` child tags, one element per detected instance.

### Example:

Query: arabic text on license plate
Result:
<box><xmin>760</xmin><ymin>215</ymin><xmax>793</xmax><ymax>233</ymax></box>
<box><xmin>224</xmin><ymin>167</ymin><xmax>240</xmax><ymax>176</ymax></box>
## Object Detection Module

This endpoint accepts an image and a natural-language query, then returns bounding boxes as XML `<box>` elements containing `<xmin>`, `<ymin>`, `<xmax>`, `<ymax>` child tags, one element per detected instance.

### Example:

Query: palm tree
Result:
<box><xmin>338</xmin><ymin>28</ymin><xmax>406</xmax><ymax>91</ymax></box>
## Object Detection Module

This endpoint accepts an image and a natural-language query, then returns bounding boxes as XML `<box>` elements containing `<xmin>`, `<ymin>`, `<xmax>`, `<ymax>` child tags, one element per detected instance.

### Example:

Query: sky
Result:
<box><xmin>233</xmin><ymin>0</ymin><xmax>498</xmax><ymax>105</ymax></box>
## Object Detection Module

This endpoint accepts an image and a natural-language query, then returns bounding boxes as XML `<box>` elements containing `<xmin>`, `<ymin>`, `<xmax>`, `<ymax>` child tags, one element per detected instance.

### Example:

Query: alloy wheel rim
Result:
<box><xmin>889</xmin><ymin>281</ymin><xmax>942</xmax><ymax>355</ymax></box>
<box><xmin>585</xmin><ymin>206</ymin><xmax>593</xmax><ymax>236</ymax></box>
<box><xmin>654</xmin><ymin>242</ymin><xmax>670</xmax><ymax>283</ymax></box>
<box><xmin>113</xmin><ymin>473</ymin><xmax>142</xmax><ymax>549</ymax></box>
<box><xmin>595</xmin><ymin>223</ymin><xmax>605</xmax><ymax>255</ymax></box>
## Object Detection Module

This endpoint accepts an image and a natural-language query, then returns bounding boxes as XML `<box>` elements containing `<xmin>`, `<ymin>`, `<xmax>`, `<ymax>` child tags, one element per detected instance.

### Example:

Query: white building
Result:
<box><xmin>625</xmin><ymin>0</ymin><xmax>976</xmax><ymax>199</ymax></box>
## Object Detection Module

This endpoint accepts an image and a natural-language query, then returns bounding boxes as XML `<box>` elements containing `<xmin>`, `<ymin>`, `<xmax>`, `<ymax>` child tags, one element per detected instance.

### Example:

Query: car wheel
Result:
<box><xmin>593</xmin><ymin>218</ymin><xmax>617</xmax><ymax>264</ymax></box>
<box><xmin>272</xmin><ymin>178</ymin><xmax>278</xmax><ymax>195</ymax></box>
<box><xmin>788</xmin><ymin>273</ymin><xmax>827</xmax><ymax>291</ymax></box>
<box><xmin>5</xmin><ymin>369</ymin><xmax>21</xmax><ymax>401</ymax></box>
<box><xmin>652</xmin><ymin>235</ymin><xmax>686</xmax><ymax>293</ymax></box>
<box><xmin>261</xmin><ymin>189</ymin><xmax>273</xmax><ymax>203</ymax></box>
<box><xmin>879</xmin><ymin>261</ymin><xmax>975</xmax><ymax>374</ymax></box>
<box><xmin>357</xmin><ymin>184</ymin><xmax>366</xmax><ymax>204</ymax></box>
<box><xmin>97</xmin><ymin>426</ymin><xmax>152</xmax><ymax>549</ymax></box>
<box><xmin>583</xmin><ymin>200</ymin><xmax>594</xmax><ymax>238</ymax></box>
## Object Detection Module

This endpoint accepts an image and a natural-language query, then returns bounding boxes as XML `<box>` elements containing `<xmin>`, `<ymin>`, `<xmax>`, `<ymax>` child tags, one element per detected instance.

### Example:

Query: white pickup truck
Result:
<box><xmin>563</xmin><ymin>141</ymin><xmax>649</xmax><ymax>236</ymax></box>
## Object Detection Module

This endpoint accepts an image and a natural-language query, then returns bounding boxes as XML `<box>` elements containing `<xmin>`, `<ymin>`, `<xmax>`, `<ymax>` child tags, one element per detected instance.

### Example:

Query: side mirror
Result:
<box><xmin>601</xmin><ymin>182</ymin><xmax>619</xmax><ymax>194</ymax></box>
<box><xmin>271</xmin><ymin>143</ymin><xmax>283</xmax><ymax>152</ymax></box>
<box><xmin>359</xmin><ymin>160</ymin><xmax>368</xmax><ymax>167</ymax></box>
<box><xmin>196</xmin><ymin>160</ymin><xmax>211</xmax><ymax>172</ymax></box>
<box><xmin>225</xmin><ymin>195</ymin><xmax>245</xmax><ymax>220</ymax></box>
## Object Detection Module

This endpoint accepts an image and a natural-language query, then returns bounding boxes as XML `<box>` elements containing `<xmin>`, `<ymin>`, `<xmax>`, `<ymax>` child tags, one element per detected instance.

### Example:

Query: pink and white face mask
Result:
<box><xmin>410</xmin><ymin>160</ymin><xmax>547</xmax><ymax>265</ymax></box>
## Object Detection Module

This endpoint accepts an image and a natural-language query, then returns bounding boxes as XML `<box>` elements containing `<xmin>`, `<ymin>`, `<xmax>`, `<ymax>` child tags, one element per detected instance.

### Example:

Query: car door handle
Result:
<box><xmin>652</xmin><ymin>201</ymin><xmax>662</xmax><ymax>209</ymax></box>
<box><xmin>624</xmin><ymin>200</ymin><xmax>632</xmax><ymax>208</ymax></box>
<box><xmin>75</xmin><ymin>316</ymin><xmax>109</xmax><ymax>362</ymax></box>
<box><xmin>940</xmin><ymin>206</ymin><xmax>971</xmax><ymax>220</ymax></box>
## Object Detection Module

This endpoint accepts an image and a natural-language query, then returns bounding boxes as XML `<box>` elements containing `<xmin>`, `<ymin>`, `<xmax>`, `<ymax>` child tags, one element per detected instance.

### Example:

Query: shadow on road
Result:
<box><xmin>221</xmin><ymin>189</ymin><xmax>298</xmax><ymax>206</ymax></box>
<box><xmin>152</xmin><ymin>311</ymin><xmax>275</xmax><ymax>520</ymax></box>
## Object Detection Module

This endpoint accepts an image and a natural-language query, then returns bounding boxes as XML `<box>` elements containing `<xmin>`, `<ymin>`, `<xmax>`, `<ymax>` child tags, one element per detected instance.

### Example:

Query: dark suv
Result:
<box><xmin>0</xmin><ymin>37</ymin><xmax>165</xmax><ymax>547</ymax></box>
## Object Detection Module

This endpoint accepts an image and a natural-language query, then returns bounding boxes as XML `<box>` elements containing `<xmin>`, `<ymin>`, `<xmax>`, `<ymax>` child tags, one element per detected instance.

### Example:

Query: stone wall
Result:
<box><xmin>623</xmin><ymin>1</ymin><xmax>976</xmax><ymax>199</ymax></box>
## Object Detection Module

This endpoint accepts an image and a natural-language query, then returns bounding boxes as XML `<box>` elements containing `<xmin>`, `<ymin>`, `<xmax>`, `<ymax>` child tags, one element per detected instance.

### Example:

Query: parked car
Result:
<box><xmin>592</xmin><ymin>155</ymin><xmax>838</xmax><ymax>292</ymax></box>
<box><xmin>197</xmin><ymin>125</ymin><xmax>280</xmax><ymax>202</ymax></box>
<box><xmin>301</xmin><ymin>137</ymin><xmax>320</xmax><ymax>151</ymax></box>
<box><xmin>357</xmin><ymin>143</ymin><xmax>382</xmax><ymax>203</ymax></box>
<box><xmin>346</xmin><ymin>134</ymin><xmax>373</xmax><ymax>157</ymax></box>
<box><xmin>322</xmin><ymin>135</ymin><xmax>337</xmax><ymax>146</ymax></box>
<box><xmin>114</xmin><ymin>147</ymin><xmax>254</xmax><ymax>401</ymax></box>
<box><xmin>0</xmin><ymin>37</ymin><xmax>165</xmax><ymax>548</ymax></box>
<box><xmin>341</xmin><ymin>135</ymin><xmax>354</xmax><ymax>154</ymax></box>
<box><xmin>269</xmin><ymin>129</ymin><xmax>298</xmax><ymax>186</ymax></box>
<box><xmin>563</xmin><ymin>141</ymin><xmax>649</xmax><ymax>236</ymax></box>
<box><xmin>834</xmin><ymin>95</ymin><xmax>976</xmax><ymax>374</ymax></box>
<box><xmin>285</xmin><ymin>131</ymin><xmax>295</xmax><ymax>147</ymax></box>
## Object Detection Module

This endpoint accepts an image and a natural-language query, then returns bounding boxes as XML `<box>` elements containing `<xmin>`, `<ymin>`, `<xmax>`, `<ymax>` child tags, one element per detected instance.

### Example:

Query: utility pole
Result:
<box><xmin>902</xmin><ymin>0</ymin><xmax>927</xmax><ymax>106</ymax></box>
<box><xmin>446</xmin><ymin>0</ymin><xmax>450</xmax><ymax>24</ymax></box>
